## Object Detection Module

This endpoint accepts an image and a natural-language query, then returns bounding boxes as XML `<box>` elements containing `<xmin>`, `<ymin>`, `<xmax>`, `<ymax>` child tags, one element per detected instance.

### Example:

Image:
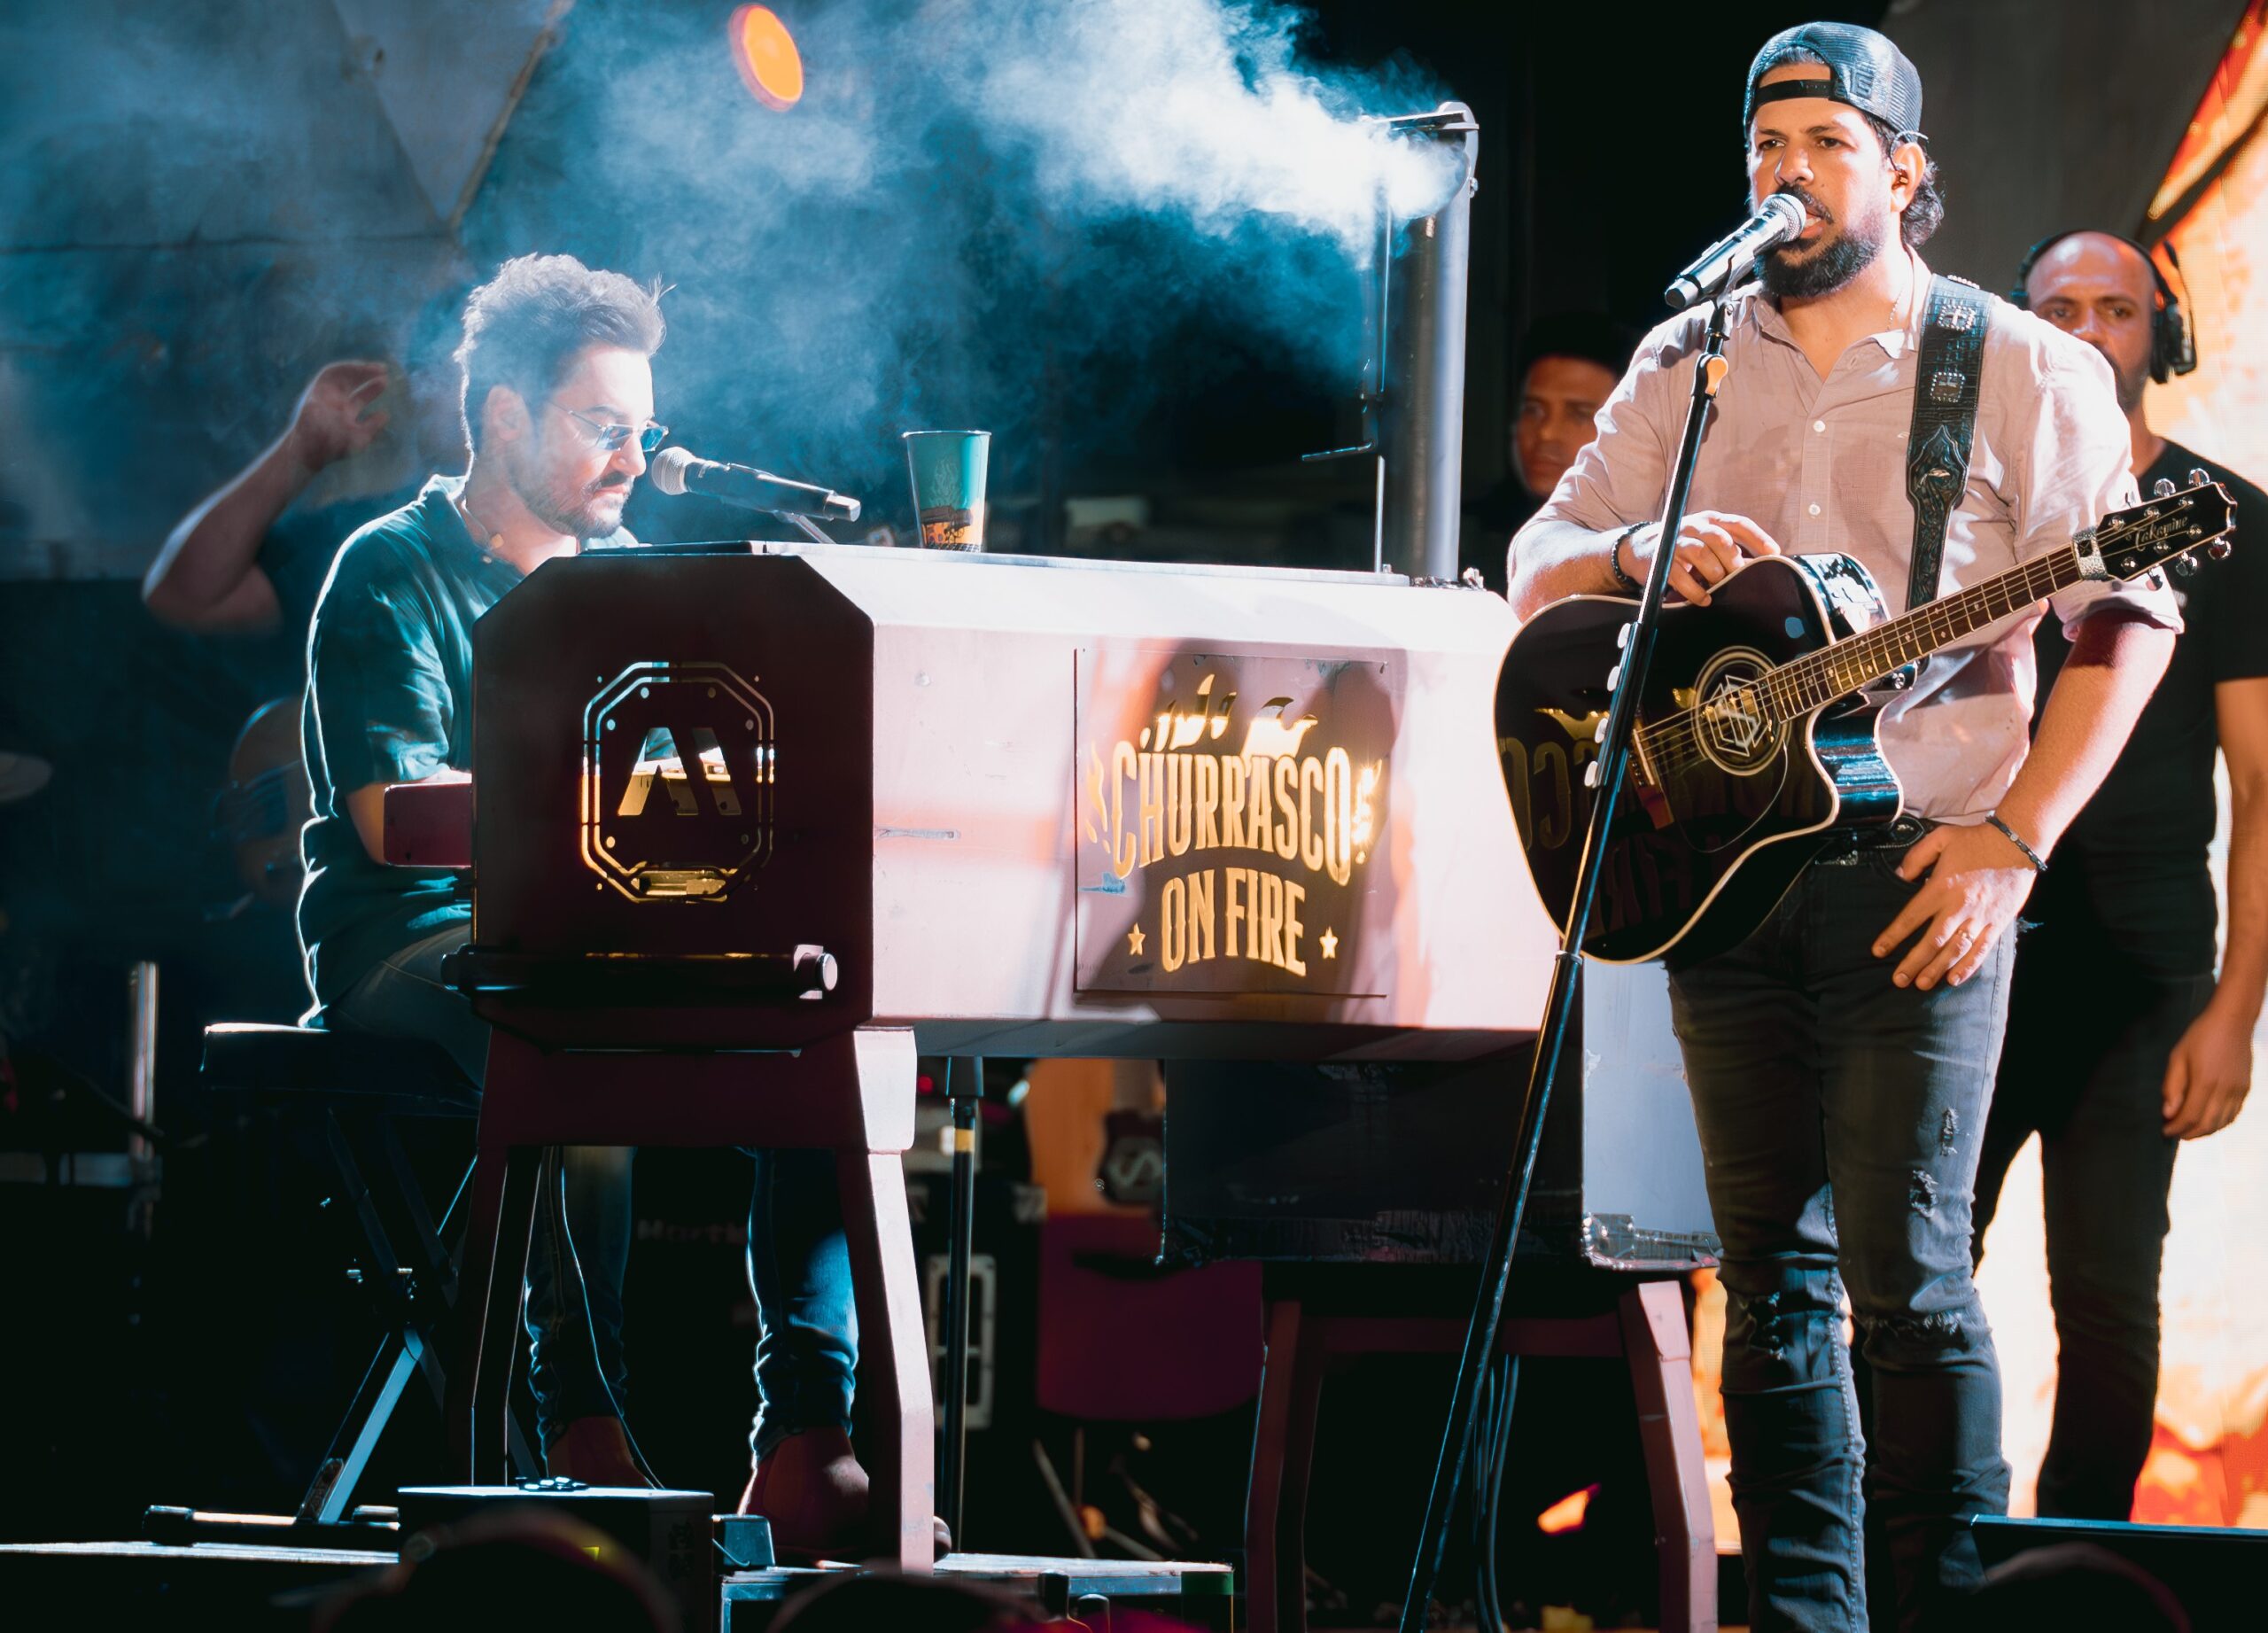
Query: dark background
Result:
<box><xmin>0</xmin><ymin>0</ymin><xmax>2240</xmax><ymax>1613</ymax></box>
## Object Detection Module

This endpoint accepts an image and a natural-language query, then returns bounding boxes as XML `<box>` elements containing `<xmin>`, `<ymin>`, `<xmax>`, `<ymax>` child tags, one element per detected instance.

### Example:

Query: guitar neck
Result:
<box><xmin>1761</xmin><ymin>545</ymin><xmax>2085</xmax><ymax>716</ymax></box>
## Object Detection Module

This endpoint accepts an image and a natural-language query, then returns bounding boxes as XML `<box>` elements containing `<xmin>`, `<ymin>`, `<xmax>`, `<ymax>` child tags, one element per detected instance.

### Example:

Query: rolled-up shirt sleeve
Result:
<box><xmin>2026</xmin><ymin>341</ymin><xmax>2182</xmax><ymax>637</ymax></box>
<box><xmin>306</xmin><ymin>579</ymin><xmax>453</xmax><ymax>808</ymax></box>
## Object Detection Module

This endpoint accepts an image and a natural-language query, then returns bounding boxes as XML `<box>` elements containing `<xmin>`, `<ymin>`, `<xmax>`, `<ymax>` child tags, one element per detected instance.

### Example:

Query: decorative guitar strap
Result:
<box><xmin>1903</xmin><ymin>273</ymin><xmax>1992</xmax><ymax>664</ymax></box>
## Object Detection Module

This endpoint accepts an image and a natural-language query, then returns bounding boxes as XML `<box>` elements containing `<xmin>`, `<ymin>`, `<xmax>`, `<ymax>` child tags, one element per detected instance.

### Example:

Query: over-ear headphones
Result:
<box><xmin>2010</xmin><ymin>229</ymin><xmax>2197</xmax><ymax>382</ymax></box>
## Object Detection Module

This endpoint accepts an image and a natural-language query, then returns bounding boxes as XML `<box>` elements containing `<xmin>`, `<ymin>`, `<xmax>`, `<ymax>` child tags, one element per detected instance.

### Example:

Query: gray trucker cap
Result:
<box><xmin>1743</xmin><ymin>21</ymin><xmax>1924</xmax><ymax>139</ymax></box>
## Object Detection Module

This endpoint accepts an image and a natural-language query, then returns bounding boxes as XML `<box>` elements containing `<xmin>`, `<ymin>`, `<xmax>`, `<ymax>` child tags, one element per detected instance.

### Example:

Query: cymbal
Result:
<box><xmin>0</xmin><ymin>751</ymin><xmax>53</xmax><ymax>805</ymax></box>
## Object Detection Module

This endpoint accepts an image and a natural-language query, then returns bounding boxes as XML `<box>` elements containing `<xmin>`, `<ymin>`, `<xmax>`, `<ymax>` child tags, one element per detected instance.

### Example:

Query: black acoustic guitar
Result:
<box><xmin>1498</xmin><ymin>477</ymin><xmax>2235</xmax><ymax>964</ymax></box>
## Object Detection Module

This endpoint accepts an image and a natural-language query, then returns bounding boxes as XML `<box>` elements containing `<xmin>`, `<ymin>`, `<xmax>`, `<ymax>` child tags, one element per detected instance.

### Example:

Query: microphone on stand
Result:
<box><xmin>649</xmin><ymin>446</ymin><xmax>862</xmax><ymax>524</ymax></box>
<box><xmin>1663</xmin><ymin>194</ymin><xmax>1807</xmax><ymax>311</ymax></box>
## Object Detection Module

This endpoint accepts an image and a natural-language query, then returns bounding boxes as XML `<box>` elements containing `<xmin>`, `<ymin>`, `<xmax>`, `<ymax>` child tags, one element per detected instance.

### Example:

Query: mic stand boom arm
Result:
<box><xmin>1398</xmin><ymin>296</ymin><xmax>1735</xmax><ymax>1633</ymax></box>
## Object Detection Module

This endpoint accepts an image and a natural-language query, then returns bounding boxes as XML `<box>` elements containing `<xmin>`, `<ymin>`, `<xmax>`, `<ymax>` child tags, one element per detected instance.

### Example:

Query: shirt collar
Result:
<box><xmin>420</xmin><ymin>472</ymin><xmax>522</xmax><ymax>579</ymax></box>
<box><xmin>1744</xmin><ymin>245</ymin><xmax>1935</xmax><ymax>360</ymax></box>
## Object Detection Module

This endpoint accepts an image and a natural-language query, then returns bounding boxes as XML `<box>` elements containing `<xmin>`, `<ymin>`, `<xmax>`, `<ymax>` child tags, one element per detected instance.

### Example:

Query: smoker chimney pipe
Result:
<box><xmin>1374</xmin><ymin>104</ymin><xmax>1479</xmax><ymax>581</ymax></box>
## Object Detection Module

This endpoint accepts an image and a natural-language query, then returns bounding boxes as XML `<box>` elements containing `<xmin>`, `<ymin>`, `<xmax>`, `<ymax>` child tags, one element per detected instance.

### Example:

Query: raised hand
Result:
<box><xmin>284</xmin><ymin>360</ymin><xmax>391</xmax><ymax>473</ymax></box>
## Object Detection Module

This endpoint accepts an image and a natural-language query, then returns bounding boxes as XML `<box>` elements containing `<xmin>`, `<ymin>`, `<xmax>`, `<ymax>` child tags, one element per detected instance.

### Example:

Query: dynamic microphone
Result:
<box><xmin>649</xmin><ymin>446</ymin><xmax>862</xmax><ymax>523</ymax></box>
<box><xmin>1663</xmin><ymin>194</ymin><xmax>1807</xmax><ymax>312</ymax></box>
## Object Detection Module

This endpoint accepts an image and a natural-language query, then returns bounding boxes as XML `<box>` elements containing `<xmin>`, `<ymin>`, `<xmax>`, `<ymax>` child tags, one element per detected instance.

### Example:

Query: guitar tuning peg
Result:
<box><xmin>2190</xmin><ymin>467</ymin><xmax>2210</xmax><ymax>487</ymax></box>
<box><xmin>1582</xmin><ymin>761</ymin><xmax>1603</xmax><ymax>789</ymax></box>
<box><xmin>1616</xmin><ymin>622</ymin><xmax>1634</xmax><ymax>650</ymax></box>
<box><xmin>2145</xmin><ymin>570</ymin><xmax>2167</xmax><ymax>591</ymax></box>
<box><xmin>2171</xmin><ymin>555</ymin><xmax>2199</xmax><ymax>578</ymax></box>
<box><xmin>1605</xmin><ymin>663</ymin><xmax>1623</xmax><ymax>690</ymax></box>
<box><xmin>1594</xmin><ymin>716</ymin><xmax>1612</xmax><ymax>743</ymax></box>
<box><xmin>2152</xmin><ymin>478</ymin><xmax>2178</xmax><ymax>498</ymax></box>
<box><xmin>2210</xmin><ymin>540</ymin><xmax>2233</xmax><ymax>561</ymax></box>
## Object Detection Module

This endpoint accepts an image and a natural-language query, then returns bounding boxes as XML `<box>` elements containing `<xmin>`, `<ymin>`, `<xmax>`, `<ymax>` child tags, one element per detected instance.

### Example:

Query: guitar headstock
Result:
<box><xmin>2079</xmin><ymin>473</ymin><xmax>2236</xmax><ymax>584</ymax></box>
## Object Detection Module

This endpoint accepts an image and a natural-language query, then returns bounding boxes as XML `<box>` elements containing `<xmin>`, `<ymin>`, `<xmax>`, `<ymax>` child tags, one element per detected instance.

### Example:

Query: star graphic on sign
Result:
<box><xmin>1127</xmin><ymin>923</ymin><xmax>1146</xmax><ymax>957</ymax></box>
<box><xmin>1319</xmin><ymin>927</ymin><xmax>1339</xmax><ymax>959</ymax></box>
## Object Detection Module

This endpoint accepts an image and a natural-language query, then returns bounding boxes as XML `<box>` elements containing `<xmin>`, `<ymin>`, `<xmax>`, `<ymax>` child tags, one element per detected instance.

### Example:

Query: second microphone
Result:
<box><xmin>650</xmin><ymin>446</ymin><xmax>862</xmax><ymax>524</ymax></box>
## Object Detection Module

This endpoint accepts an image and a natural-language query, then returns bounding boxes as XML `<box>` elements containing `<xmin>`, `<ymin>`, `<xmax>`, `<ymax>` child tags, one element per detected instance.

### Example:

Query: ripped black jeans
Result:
<box><xmin>1668</xmin><ymin>838</ymin><xmax>2014</xmax><ymax>1633</ymax></box>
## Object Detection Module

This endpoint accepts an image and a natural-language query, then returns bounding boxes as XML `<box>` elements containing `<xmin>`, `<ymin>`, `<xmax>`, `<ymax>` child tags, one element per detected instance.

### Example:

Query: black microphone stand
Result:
<box><xmin>1398</xmin><ymin>292</ymin><xmax>1736</xmax><ymax>1633</ymax></box>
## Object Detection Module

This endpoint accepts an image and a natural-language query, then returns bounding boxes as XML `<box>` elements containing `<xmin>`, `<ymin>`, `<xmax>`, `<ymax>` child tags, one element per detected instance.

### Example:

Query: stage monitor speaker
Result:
<box><xmin>1161</xmin><ymin>960</ymin><xmax>1716</xmax><ymax>1271</ymax></box>
<box><xmin>1969</xmin><ymin>1514</ymin><xmax>2264</xmax><ymax>1631</ymax></box>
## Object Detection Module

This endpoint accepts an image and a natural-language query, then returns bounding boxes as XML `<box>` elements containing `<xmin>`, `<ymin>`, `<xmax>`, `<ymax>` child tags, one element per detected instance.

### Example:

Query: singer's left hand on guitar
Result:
<box><xmin>1619</xmin><ymin>510</ymin><xmax>1782</xmax><ymax>605</ymax></box>
<box><xmin>1871</xmin><ymin>821</ymin><xmax>2039</xmax><ymax>991</ymax></box>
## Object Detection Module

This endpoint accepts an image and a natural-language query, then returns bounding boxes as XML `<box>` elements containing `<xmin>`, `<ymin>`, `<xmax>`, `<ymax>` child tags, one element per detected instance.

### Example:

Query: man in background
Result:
<box><xmin>1464</xmin><ymin>313</ymin><xmax>1636</xmax><ymax>589</ymax></box>
<box><xmin>143</xmin><ymin>299</ymin><xmax>470</xmax><ymax>635</ymax></box>
<box><xmin>1977</xmin><ymin>228</ymin><xmax>2267</xmax><ymax>1519</ymax></box>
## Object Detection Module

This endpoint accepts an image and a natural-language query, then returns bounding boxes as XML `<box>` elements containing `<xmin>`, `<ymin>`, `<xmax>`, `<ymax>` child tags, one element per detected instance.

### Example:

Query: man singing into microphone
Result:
<box><xmin>299</xmin><ymin>254</ymin><xmax>881</xmax><ymax>1552</ymax></box>
<box><xmin>1506</xmin><ymin>26</ymin><xmax>2177</xmax><ymax>1630</ymax></box>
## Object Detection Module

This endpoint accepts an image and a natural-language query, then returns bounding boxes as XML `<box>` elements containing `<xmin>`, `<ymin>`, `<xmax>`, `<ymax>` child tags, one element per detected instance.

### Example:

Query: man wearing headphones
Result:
<box><xmin>1979</xmin><ymin>230</ymin><xmax>2268</xmax><ymax>1518</ymax></box>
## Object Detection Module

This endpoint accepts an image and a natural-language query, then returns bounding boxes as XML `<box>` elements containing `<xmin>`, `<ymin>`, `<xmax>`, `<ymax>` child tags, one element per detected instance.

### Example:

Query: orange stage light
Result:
<box><xmin>728</xmin><ymin>4</ymin><xmax>804</xmax><ymax>112</ymax></box>
<box><xmin>1536</xmin><ymin>1482</ymin><xmax>1597</xmax><ymax>1536</ymax></box>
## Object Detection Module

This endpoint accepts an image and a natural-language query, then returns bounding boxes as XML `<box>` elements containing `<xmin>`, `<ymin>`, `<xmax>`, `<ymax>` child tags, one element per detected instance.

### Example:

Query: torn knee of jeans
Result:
<box><xmin>1873</xmin><ymin>1309</ymin><xmax>1963</xmax><ymax>1346</ymax></box>
<box><xmin>1743</xmin><ymin>1289</ymin><xmax>1793</xmax><ymax>1361</ymax></box>
<box><xmin>1908</xmin><ymin>1170</ymin><xmax>1939</xmax><ymax>1217</ymax></box>
<box><xmin>1938</xmin><ymin>1108</ymin><xmax>1959</xmax><ymax>1155</ymax></box>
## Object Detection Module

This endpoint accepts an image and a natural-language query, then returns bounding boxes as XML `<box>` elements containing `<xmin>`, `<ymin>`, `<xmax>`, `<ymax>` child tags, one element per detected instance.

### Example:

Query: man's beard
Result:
<box><xmin>1759</xmin><ymin>191</ymin><xmax>1889</xmax><ymax>299</ymax></box>
<box><xmin>2104</xmin><ymin>350</ymin><xmax>2148</xmax><ymax>415</ymax></box>
<box><xmin>507</xmin><ymin>434</ymin><xmax>632</xmax><ymax>538</ymax></box>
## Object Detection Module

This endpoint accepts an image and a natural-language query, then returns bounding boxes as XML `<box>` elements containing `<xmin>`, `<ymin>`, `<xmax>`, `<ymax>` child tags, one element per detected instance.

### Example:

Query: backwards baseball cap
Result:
<box><xmin>1743</xmin><ymin>21</ymin><xmax>1923</xmax><ymax>140</ymax></box>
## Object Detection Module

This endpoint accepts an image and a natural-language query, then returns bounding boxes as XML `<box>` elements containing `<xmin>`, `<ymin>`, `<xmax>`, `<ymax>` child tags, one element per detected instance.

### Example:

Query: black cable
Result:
<box><xmin>1469</xmin><ymin>1370</ymin><xmax>1487</xmax><ymax>1623</ymax></box>
<box><xmin>1481</xmin><ymin>1355</ymin><xmax>1520</xmax><ymax>1633</ymax></box>
<box><xmin>546</xmin><ymin>1146</ymin><xmax>663</xmax><ymax>1489</ymax></box>
<box><xmin>1468</xmin><ymin>1356</ymin><xmax>1504</xmax><ymax>1633</ymax></box>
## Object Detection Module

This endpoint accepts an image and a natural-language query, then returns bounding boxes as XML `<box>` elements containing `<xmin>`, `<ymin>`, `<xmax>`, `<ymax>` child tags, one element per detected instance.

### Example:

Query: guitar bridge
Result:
<box><xmin>1628</xmin><ymin>728</ymin><xmax>1675</xmax><ymax>830</ymax></box>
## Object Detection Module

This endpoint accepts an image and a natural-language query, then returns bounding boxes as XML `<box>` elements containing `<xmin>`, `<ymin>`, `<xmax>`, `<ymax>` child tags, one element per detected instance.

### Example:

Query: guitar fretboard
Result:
<box><xmin>1759</xmin><ymin>547</ymin><xmax>2083</xmax><ymax>717</ymax></box>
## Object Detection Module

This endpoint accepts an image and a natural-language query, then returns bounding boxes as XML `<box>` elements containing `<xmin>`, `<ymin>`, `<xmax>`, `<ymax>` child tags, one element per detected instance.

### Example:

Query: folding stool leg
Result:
<box><xmin>1246</xmin><ymin>1298</ymin><xmax>1325</xmax><ymax>1633</ymax></box>
<box><xmin>1620</xmin><ymin>1279</ymin><xmax>1716</xmax><ymax>1633</ymax></box>
<box><xmin>473</xmin><ymin>1144</ymin><xmax>542</xmax><ymax>1483</ymax></box>
<box><xmin>837</xmin><ymin>1146</ymin><xmax>935</xmax><ymax>1570</ymax></box>
<box><xmin>447</xmin><ymin>1140</ymin><xmax>541</xmax><ymax>1481</ymax></box>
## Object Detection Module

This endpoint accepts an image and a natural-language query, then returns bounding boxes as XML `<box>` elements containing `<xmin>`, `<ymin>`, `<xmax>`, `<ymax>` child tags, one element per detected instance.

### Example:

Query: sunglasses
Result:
<box><xmin>550</xmin><ymin>400</ymin><xmax>669</xmax><ymax>455</ymax></box>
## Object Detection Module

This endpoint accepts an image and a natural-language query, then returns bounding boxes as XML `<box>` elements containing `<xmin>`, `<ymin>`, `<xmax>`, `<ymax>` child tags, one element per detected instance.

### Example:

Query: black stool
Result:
<box><xmin>196</xmin><ymin>1023</ymin><xmax>536</xmax><ymax>1528</ymax></box>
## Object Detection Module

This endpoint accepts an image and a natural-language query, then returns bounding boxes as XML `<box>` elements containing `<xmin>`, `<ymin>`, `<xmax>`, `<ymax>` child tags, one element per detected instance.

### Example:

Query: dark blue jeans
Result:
<box><xmin>320</xmin><ymin>925</ymin><xmax>857</xmax><ymax>1459</ymax></box>
<box><xmin>1667</xmin><ymin>840</ymin><xmax>2015</xmax><ymax>1633</ymax></box>
<box><xmin>747</xmin><ymin>1150</ymin><xmax>857</xmax><ymax>1458</ymax></box>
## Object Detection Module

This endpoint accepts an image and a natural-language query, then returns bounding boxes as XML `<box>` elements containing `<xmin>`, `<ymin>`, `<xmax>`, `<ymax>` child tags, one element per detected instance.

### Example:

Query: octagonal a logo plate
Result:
<box><xmin>580</xmin><ymin>661</ymin><xmax>774</xmax><ymax>902</ymax></box>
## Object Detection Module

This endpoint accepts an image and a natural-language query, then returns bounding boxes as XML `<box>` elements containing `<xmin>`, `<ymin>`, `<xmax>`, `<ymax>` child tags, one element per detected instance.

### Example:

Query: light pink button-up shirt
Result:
<box><xmin>1513</xmin><ymin>250</ymin><xmax>2180</xmax><ymax>822</ymax></box>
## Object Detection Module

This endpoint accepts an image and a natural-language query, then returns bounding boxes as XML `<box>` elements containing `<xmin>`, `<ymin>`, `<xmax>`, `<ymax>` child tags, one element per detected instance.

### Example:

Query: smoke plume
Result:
<box><xmin>466</xmin><ymin>0</ymin><xmax>1456</xmax><ymax>523</ymax></box>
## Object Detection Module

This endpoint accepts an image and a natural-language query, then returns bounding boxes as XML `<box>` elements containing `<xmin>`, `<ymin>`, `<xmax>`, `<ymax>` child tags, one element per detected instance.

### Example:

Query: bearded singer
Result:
<box><xmin>1506</xmin><ymin>26</ymin><xmax>2178</xmax><ymax>1632</ymax></box>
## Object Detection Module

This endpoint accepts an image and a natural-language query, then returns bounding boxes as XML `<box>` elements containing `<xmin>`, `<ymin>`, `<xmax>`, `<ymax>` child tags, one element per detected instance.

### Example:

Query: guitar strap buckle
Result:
<box><xmin>1902</xmin><ymin>275</ymin><xmax>1992</xmax><ymax>677</ymax></box>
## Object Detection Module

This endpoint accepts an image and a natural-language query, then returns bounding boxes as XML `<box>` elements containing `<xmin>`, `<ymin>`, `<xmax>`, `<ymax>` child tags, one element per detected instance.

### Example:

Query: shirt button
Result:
<box><xmin>1813</xmin><ymin>419</ymin><xmax>1826</xmax><ymax>432</ymax></box>
<box><xmin>1808</xmin><ymin>503</ymin><xmax>1822</xmax><ymax>517</ymax></box>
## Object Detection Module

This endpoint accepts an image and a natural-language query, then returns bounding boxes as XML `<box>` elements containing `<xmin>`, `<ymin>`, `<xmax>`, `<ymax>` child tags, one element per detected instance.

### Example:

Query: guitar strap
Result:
<box><xmin>1903</xmin><ymin>274</ymin><xmax>1992</xmax><ymax>655</ymax></box>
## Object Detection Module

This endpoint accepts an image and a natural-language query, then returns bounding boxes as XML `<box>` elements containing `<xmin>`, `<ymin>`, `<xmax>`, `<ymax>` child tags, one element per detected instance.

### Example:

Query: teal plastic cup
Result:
<box><xmin>901</xmin><ymin>430</ymin><xmax>990</xmax><ymax>551</ymax></box>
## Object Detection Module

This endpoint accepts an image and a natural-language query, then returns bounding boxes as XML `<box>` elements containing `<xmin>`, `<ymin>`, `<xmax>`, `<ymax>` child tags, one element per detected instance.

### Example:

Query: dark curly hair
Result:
<box><xmin>454</xmin><ymin>253</ymin><xmax>665</xmax><ymax>448</ymax></box>
<box><xmin>1860</xmin><ymin>111</ymin><xmax>1944</xmax><ymax>249</ymax></box>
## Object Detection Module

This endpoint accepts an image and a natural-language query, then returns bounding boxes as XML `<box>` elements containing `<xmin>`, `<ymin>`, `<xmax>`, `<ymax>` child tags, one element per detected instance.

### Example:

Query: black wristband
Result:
<box><xmin>1984</xmin><ymin>813</ymin><xmax>2047</xmax><ymax>874</ymax></box>
<box><xmin>1609</xmin><ymin>524</ymin><xmax>1645</xmax><ymax>594</ymax></box>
